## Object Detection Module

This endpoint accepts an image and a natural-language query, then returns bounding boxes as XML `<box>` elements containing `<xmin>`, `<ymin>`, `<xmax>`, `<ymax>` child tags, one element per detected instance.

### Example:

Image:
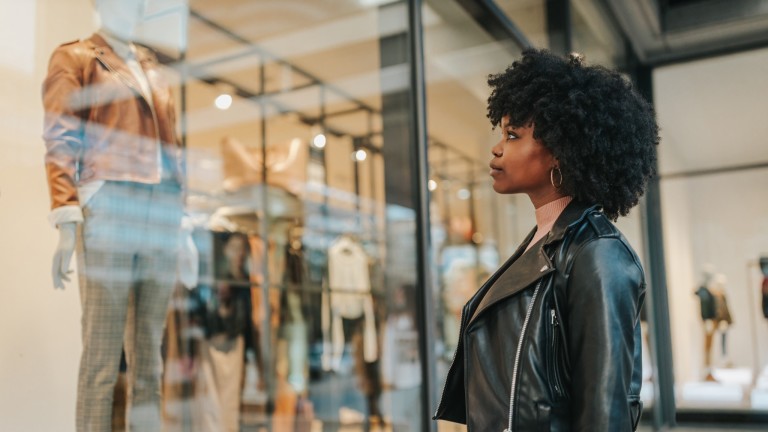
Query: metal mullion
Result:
<box><xmin>407</xmin><ymin>2</ymin><xmax>437</xmax><ymax>430</ymax></box>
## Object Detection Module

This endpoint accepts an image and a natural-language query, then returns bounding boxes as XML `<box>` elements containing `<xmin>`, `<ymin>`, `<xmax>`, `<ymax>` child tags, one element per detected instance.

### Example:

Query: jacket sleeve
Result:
<box><xmin>42</xmin><ymin>44</ymin><xmax>86</xmax><ymax>210</ymax></box>
<box><xmin>565</xmin><ymin>237</ymin><xmax>644</xmax><ymax>431</ymax></box>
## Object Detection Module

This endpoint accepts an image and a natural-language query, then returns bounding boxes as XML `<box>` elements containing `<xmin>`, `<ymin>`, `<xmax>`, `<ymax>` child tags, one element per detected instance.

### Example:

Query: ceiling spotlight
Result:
<box><xmin>214</xmin><ymin>93</ymin><xmax>232</xmax><ymax>110</ymax></box>
<box><xmin>457</xmin><ymin>188</ymin><xmax>470</xmax><ymax>200</ymax></box>
<box><xmin>312</xmin><ymin>133</ymin><xmax>327</xmax><ymax>149</ymax></box>
<box><xmin>354</xmin><ymin>149</ymin><xmax>368</xmax><ymax>161</ymax></box>
<box><xmin>428</xmin><ymin>179</ymin><xmax>437</xmax><ymax>191</ymax></box>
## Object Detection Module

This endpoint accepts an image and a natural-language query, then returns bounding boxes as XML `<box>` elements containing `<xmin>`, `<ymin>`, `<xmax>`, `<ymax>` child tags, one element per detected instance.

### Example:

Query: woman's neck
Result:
<box><xmin>534</xmin><ymin>196</ymin><xmax>572</xmax><ymax>231</ymax></box>
<box><xmin>524</xmin><ymin>196</ymin><xmax>573</xmax><ymax>252</ymax></box>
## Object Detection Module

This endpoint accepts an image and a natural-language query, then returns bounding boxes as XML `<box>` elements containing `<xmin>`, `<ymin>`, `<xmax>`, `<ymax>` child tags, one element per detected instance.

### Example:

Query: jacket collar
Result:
<box><xmin>86</xmin><ymin>33</ymin><xmax>155</xmax><ymax>102</ymax></box>
<box><xmin>544</xmin><ymin>200</ymin><xmax>600</xmax><ymax>246</ymax></box>
<box><xmin>465</xmin><ymin>200</ymin><xmax>600</xmax><ymax>327</ymax></box>
<box><xmin>88</xmin><ymin>33</ymin><xmax>155</xmax><ymax>64</ymax></box>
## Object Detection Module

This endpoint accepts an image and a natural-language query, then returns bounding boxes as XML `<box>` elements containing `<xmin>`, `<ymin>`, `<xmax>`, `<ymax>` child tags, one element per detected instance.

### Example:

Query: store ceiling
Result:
<box><xmin>653</xmin><ymin>46</ymin><xmax>768</xmax><ymax>176</ymax></box>
<box><xmin>181</xmin><ymin>0</ymin><xmax>511</xmax><ymax>181</ymax></box>
<box><xmin>606</xmin><ymin>0</ymin><xmax>768</xmax><ymax>64</ymax></box>
<box><xmin>187</xmin><ymin>0</ymin><xmax>386</xmax><ymax>122</ymax></box>
<box><xmin>178</xmin><ymin>0</ymin><xmax>768</xmax><ymax>184</ymax></box>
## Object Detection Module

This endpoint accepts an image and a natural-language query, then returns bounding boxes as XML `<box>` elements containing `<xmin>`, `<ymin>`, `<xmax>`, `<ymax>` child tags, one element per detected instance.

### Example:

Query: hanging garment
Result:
<box><xmin>694</xmin><ymin>286</ymin><xmax>716</xmax><ymax>321</ymax></box>
<box><xmin>712</xmin><ymin>290</ymin><xmax>733</xmax><ymax>326</ymax></box>
<box><xmin>220</xmin><ymin>136</ymin><xmax>308</xmax><ymax>197</ymax></box>
<box><xmin>281</xmin><ymin>240</ymin><xmax>310</xmax><ymax>394</ymax></box>
<box><xmin>323</xmin><ymin>236</ymin><xmax>377</xmax><ymax>371</ymax></box>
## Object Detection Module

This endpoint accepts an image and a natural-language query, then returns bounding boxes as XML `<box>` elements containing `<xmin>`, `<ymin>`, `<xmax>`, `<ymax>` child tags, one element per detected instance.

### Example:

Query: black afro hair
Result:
<box><xmin>487</xmin><ymin>49</ymin><xmax>659</xmax><ymax>220</ymax></box>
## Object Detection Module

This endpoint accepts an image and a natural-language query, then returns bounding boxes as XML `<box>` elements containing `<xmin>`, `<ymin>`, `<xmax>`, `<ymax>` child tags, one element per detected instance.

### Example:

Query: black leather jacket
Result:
<box><xmin>434</xmin><ymin>201</ymin><xmax>645</xmax><ymax>431</ymax></box>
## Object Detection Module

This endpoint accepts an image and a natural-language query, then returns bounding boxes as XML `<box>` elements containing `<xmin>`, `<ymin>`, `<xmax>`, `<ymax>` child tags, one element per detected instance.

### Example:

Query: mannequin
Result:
<box><xmin>694</xmin><ymin>269</ymin><xmax>733</xmax><ymax>381</ymax></box>
<box><xmin>196</xmin><ymin>233</ymin><xmax>251</xmax><ymax>432</ymax></box>
<box><xmin>322</xmin><ymin>235</ymin><xmax>382</xmax><ymax>421</ymax></box>
<box><xmin>220</xmin><ymin>136</ymin><xmax>308</xmax><ymax>197</ymax></box>
<box><xmin>42</xmin><ymin>0</ymin><xmax>184</xmax><ymax>430</ymax></box>
<box><xmin>710</xmin><ymin>274</ymin><xmax>733</xmax><ymax>362</ymax></box>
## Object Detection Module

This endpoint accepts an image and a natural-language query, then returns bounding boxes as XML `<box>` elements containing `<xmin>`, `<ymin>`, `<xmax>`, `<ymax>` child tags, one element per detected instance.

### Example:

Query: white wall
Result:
<box><xmin>660</xmin><ymin>171</ymin><xmax>768</xmax><ymax>385</ymax></box>
<box><xmin>0</xmin><ymin>1</ymin><xmax>95</xmax><ymax>430</ymax></box>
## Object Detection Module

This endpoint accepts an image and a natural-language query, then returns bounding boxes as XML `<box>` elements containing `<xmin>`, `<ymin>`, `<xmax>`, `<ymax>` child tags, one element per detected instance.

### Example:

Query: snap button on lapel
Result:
<box><xmin>540</xmin><ymin>265</ymin><xmax>548</xmax><ymax>272</ymax></box>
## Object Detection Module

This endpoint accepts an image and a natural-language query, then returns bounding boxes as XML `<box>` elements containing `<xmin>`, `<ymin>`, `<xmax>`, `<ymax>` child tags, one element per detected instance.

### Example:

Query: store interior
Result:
<box><xmin>654</xmin><ymin>46</ymin><xmax>768</xmax><ymax>411</ymax></box>
<box><xmin>2</xmin><ymin>1</ymin><xmax>767</xmax><ymax>431</ymax></box>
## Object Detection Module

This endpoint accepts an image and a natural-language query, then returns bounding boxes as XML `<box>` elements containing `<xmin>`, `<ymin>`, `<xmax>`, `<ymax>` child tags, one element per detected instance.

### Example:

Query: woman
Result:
<box><xmin>433</xmin><ymin>49</ymin><xmax>659</xmax><ymax>431</ymax></box>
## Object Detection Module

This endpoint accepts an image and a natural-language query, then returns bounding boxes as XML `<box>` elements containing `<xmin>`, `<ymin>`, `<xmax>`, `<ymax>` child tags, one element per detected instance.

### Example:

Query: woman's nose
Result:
<box><xmin>491</xmin><ymin>143</ymin><xmax>502</xmax><ymax>157</ymax></box>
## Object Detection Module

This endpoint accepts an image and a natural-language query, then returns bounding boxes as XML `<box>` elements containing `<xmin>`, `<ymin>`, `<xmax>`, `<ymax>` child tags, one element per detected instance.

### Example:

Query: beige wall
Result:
<box><xmin>0</xmin><ymin>1</ymin><xmax>96</xmax><ymax>431</ymax></box>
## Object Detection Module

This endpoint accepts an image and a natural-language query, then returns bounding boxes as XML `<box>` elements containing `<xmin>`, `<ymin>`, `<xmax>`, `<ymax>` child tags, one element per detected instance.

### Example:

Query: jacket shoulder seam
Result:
<box><xmin>563</xmin><ymin>235</ymin><xmax>641</xmax><ymax>279</ymax></box>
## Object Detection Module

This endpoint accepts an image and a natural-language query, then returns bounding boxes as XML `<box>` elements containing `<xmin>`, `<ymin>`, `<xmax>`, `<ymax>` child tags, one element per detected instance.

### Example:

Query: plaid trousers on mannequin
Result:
<box><xmin>75</xmin><ymin>180</ymin><xmax>182</xmax><ymax>432</ymax></box>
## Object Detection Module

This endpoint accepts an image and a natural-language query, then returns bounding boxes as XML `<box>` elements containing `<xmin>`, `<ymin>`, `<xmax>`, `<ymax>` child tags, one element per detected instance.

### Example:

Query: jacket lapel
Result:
<box><xmin>464</xmin><ymin>200</ymin><xmax>599</xmax><ymax>327</ymax></box>
<box><xmin>461</xmin><ymin>227</ymin><xmax>535</xmax><ymax>326</ymax></box>
<box><xmin>89</xmin><ymin>34</ymin><xmax>148</xmax><ymax>102</ymax></box>
<box><xmin>468</xmin><ymin>238</ymin><xmax>555</xmax><ymax>326</ymax></box>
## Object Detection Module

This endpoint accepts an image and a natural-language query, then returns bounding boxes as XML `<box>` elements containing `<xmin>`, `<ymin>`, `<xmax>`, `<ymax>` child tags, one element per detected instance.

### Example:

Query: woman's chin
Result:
<box><xmin>491</xmin><ymin>182</ymin><xmax>508</xmax><ymax>194</ymax></box>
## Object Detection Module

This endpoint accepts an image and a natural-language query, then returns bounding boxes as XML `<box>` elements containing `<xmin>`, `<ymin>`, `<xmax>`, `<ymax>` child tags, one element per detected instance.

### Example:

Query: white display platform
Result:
<box><xmin>681</xmin><ymin>381</ymin><xmax>743</xmax><ymax>403</ymax></box>
<box><xmin>640</xmin><ymin>381</ymin><xmax>655</xmax><ymax>404</ymax></box>
<box><xmin>751</xmin><ymin>388</ymin><xmax>768</xmax><ymax>409</ymax></box>
<box><xmin>711</xmin><ymin>367</ymin><xmax>753</xmax><ymax>386</ymax></box>
<box><xmin>755</xmin><ymin>365</ymin><xmax>768</xmax><ymax>390</ymax></box>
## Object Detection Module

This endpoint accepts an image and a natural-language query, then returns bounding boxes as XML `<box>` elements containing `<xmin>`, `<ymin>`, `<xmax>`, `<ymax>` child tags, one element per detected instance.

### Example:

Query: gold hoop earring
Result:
<box><xmin>550</xmin><ymin>166</ymin><xmax>563</xmax><ymax>189</ymax></box>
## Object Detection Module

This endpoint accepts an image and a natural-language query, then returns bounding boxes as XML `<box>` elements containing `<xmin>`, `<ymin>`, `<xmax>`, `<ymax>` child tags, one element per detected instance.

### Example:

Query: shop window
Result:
<box><xmin>655</xmin><ymin>47</ymin><xmax>768</xmax><ymax>414</ymax></box>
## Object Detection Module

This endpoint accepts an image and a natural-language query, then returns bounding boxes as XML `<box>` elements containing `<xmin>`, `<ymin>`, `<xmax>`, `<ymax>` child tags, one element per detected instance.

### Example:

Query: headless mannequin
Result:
<box><xmin>696</xmin><ymin>271</ymin><xmax>733</xmax><ymax>381</ymax></box>
<box><xmin>51</xmin><ymin>0</ymin><xmax>148</xmax><ymax>287</ymax></box>
<box><xmin>51</xmin><ymin>0</ymin><xmax>150</xmax><ymax>289</ymax></box>
<box><xmin>44</xmin><ymin>1</ymin><xmax>184</xmax><ymax>430</ymax></box>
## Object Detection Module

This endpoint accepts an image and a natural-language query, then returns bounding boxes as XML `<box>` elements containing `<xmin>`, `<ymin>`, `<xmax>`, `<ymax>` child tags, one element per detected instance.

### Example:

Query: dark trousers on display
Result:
<box><xmin>75</xmin><ymin>180</ymin><xmax>182</xmax><ymax>432</ymax></box>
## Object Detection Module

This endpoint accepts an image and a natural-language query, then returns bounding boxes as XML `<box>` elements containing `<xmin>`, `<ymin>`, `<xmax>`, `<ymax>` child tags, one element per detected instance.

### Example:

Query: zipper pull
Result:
<box><xmin>550</xmin><ymin>309</ymin><xmax>559</xmax><ymax>326</ymax></box>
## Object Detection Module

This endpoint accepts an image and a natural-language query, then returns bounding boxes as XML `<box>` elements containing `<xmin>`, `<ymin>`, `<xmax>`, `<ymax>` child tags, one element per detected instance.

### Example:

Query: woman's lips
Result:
<box><xmin>489</xmin><ymin>164</ymin><xmax>503</xmax><ymax>176</ymax></box>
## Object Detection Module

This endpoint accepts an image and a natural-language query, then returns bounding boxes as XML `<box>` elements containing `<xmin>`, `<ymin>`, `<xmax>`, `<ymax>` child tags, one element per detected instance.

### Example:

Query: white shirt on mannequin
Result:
<box><xmin>322</xmin><ymin>236</ymin><xmax>378</xmax><ymax>370</ymax></box>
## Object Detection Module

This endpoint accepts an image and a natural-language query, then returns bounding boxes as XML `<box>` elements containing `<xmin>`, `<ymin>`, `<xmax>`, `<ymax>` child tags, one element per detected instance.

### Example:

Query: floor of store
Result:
<box><xmin>640</xmin><ymin>427</ymin><xmax>768</xmax><ymax>431</ymax></box>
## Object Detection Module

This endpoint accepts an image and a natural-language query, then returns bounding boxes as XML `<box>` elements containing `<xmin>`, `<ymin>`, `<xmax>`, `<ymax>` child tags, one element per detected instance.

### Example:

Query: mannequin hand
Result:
<box><xmin>52</xmin><ymin>222</ymin><xmax>77</xmax><ymax>290</ymax></box>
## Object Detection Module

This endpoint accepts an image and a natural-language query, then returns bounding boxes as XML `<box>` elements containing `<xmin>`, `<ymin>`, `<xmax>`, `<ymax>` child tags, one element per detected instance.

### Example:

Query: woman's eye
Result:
<box><xmin>506</xmin><ymin>133</ymin><xmax>517</xmax><ymax>140</ymax></box>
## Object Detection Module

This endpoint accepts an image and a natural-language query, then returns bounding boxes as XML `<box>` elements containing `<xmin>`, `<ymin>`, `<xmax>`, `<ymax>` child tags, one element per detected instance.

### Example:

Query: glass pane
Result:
<box><xmin>661</xmin><ymin>169</ymin><xmax>768</xmax><ymax>411</ymax></box>
<box><xmin>422</xmin><ymin>1</ymin><xmax>527</xmax><ymax>431</ymax></box>
<box><xmin>495</xmin><ymin>0</ymin><xmax>549</xmax><ymax>48</ymax></box>
<box><xmin>18</xmin><ymin>0</ymin><xmax>424</xmax><ymax>430</ymax></box>
<box><xmin>178</xmin><ymin>1</ymin><xmax>424</xmax><ymax>430</ymax></box>
<box><xmin>655</xmin><ymin>47</ymin><xmax>768</xmax><ymax>414</ymax></box>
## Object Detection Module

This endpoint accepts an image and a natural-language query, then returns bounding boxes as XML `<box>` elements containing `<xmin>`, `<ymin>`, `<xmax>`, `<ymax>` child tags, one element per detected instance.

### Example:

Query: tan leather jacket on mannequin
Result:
<box><xmin>43</xmin><ymin>33</ymin><xmax>183</xmax><ymax>210</ymax></box>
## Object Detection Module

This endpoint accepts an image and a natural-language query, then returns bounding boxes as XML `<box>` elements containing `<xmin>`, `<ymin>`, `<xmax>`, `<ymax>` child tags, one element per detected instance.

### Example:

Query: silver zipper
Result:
<box><xmin>504</xmin><ymin>279</ymin><xmax>544</xmax><ymax>432</ymax></box>
<box><xmin>550</xmin><ymin>308</ymin><xmax>564</xmax><ymax>398</ymax></box>
<box><xmin>434</xmin><ymin>305</ymin><xmax>466</xmax><ymax>418</ymax></box>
